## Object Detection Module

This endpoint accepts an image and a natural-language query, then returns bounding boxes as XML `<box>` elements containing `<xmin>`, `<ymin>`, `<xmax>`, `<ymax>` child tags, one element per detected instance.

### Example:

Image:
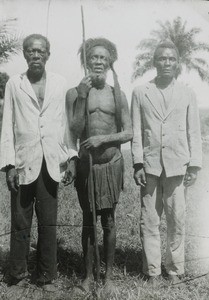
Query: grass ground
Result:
<box><xmin>0</xmin><ymin>147</ymin><xmax>209</xmax><ymax>299</ymax></box>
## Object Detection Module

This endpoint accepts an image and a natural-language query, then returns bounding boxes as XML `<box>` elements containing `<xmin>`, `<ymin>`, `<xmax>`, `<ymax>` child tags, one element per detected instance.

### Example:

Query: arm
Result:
<box><xmin>131</xmin><ymin>87</ymin><xmax>144</xmax><ymax>166</ymax></box>
<box><xmin>63</xmin><ymin>87</ymin><xmax>80</xmax><ymax>186</ymax></box>
<box><xmin>66</xmin><ymin>75</ymin><xmax>92</xmax><ymax>138</ymax></box>
<box><xmin>184</xmin><ymin>89</ymin><xmax>202</xmax><ymax>187</ymax></box>
<box><xmin>0</xmin><ymin>81</ymin><xmax>19</xmax><ymax>192</ymax></box>
<box><xmin>131</xmin><ymin>88</ymin><xmax>146</xmax><ymax>187</ymax></box>
<box><xmin>81</xmin><ymin>91</ymin><xmax>133</xmax><ymax>149</ymax></box>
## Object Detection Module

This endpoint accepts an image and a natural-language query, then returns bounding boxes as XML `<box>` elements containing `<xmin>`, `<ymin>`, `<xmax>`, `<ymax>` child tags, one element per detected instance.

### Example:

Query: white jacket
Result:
<box><xmin>0</xmin><ymin>72</ymin><xmax>77</xmax><ymax>184</ymax></box>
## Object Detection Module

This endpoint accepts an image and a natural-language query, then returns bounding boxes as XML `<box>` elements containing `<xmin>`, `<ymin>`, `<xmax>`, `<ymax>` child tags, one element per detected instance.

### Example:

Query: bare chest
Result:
<box><xmin>88</xmin><ymin>87</ymin><xmax>115</xmax><ymax>115</ymax></box>
<box><xmin>31</xmin><ymin>80</ymin><xmax>46</xmax><ymax>109</ymax></box>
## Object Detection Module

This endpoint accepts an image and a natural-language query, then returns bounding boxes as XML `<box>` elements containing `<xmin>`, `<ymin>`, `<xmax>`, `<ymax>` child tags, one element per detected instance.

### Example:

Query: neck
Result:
<box><xmin>27</xmin><ymin>69</ymin><xmax>46</xmax><ymax>83</ymax></box>
<box><xmin>155</xmin><ymin>76</ymin><xmax>174</xmax><ymax>89</ymax></box>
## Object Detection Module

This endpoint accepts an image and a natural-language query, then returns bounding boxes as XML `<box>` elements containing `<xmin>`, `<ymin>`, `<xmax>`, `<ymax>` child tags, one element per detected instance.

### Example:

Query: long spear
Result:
<box><xmin>81</xmin><ymin>4</ymin><xmax>100</xmax><ymax>282</ymax></box>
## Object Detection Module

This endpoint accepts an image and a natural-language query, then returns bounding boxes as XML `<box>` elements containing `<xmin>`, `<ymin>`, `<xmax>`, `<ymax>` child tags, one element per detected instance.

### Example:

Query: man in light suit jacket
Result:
<box><xmin>0</xmin><ymin>34</ymin><xmax>77</xmax><ymax>289</ymax></box>
<box><xmin>131</xmin><ymin>40</ymin><xmax>202</xmax><ymax>285</ymax></box>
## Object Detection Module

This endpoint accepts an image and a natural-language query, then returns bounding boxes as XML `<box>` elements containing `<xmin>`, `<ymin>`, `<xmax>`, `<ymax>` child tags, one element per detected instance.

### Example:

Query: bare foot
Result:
<box><xmin>103</xmin><ymin>278</ymin><xmax>115</xmax><ymax>294</ymax></box>
<box><xmin>73</xmin><ymin>277</ymin><xmax>94</xmax><ymax>295</ymax></box>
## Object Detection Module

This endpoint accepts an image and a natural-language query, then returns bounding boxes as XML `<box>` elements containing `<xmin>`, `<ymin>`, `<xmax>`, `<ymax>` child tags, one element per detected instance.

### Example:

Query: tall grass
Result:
<box><xmin>0</xmin><ymin>149</ymin><xmax>209</xmax><ymax>299</ymax></box>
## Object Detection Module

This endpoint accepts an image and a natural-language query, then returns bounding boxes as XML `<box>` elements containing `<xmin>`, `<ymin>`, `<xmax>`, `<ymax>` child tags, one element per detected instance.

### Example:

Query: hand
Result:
<box><xmin>62</xmin><ymin>158</ymin><xmax>77</xmax><ymax>186</ymax></box>
<box><xmin>77</xmin><ymin>75</ymin><xmax>92</xmax><ymax>98</ymax></box>
<box><xmin>133</xmin><ymin>167</ymin><xmax>146</xmax><ymax>187</ymax></box>
<box><xmin>184</xmin><ymin>167</ymin><xmax>198</xmax><ymax>187</ymax></box>
<box><xmin>6</xmin><ymin>167</ymin><xmax>19</xmax><ymax>193</ymax></box>
<box><xmin>80</xmin><ymin>136</ymin><xmax>105</xmax><ymax>149</ymax></box>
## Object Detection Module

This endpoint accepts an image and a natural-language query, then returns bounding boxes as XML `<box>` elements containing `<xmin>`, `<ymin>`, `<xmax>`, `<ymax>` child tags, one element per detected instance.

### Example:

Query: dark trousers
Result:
<box><xmin>10</xmin><ymin>160</ymin><xmax>58</xmax><ymax>283</ymax></box>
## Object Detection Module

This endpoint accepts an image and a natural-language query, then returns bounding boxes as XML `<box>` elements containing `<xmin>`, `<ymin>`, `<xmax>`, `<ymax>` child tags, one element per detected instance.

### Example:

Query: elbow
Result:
<box><xmin>128</xmin><ymin>127</ymin><xmax>133</xmax><ymax>141</ymax></box>
<box><xmin>124</xmin><ymin>129</ymin><xmax>133</xmax><ymax>143</ymax></box>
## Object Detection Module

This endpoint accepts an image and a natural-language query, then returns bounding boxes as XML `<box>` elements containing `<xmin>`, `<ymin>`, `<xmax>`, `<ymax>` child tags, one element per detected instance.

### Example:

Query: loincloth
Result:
<box><xmin>75</xmin><ymin>149</ymin><xmax>124</xmax><ymax>212</ymax></box>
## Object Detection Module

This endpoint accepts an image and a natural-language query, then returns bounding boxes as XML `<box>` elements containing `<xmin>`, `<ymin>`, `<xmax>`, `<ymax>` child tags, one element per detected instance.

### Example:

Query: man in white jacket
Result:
<box><xmin>0</xmin><ymin>34</ymin><xmax>77</xmax><ymax>288</ymax></box>
<box><xmin>131</xmin><ymin>40</ymin><xmax>202</xmax><ymax>285</ymax></box>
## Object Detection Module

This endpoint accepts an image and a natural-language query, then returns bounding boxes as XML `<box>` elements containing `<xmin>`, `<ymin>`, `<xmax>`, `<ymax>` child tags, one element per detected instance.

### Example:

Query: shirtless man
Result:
<box><xmin>65</xmin><ymin>38</ymin><xmax>132</xmax><ymax>291</ymax></box>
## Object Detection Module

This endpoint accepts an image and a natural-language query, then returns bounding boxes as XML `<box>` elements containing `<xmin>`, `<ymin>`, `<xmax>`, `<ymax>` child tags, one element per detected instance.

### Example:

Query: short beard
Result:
<box><xmin>27</xmin><ymin>66</ymin><xmax>45</xmax><ymax>82</ymax></box>
<box><xmin>90</xmin><ymin>73</ymin><xmax>106</xmax><ymax>89</ymax></box>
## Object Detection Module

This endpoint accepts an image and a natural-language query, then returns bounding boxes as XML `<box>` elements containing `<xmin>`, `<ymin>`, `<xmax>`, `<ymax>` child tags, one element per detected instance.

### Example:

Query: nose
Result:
<box><xmin>33</xmin><ymin>51</ymin><xmax>40</xmax><ymax>58</ymax></box>
<box><xmin>165</xmin><ymin>58</ymin><xmax>171</xmax><ymax>65</ymax></box>
<box><xmin>95</xmin><ymin>57</ymin><xmax>102</xmax><ymax>64</ymax></box>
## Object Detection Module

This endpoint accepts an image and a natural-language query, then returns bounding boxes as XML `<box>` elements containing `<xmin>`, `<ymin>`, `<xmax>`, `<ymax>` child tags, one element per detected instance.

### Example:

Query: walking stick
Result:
<box><xmin>81</xmin><ymin>5</ymin><xmax>100</xmax><ymax>282</ymax></box>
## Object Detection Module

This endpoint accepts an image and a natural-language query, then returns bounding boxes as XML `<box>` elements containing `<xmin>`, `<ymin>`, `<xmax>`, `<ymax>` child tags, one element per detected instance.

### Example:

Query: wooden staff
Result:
<box><xmin>81</xmin><ymin>4</ymin><xmax>100</xmax><ymax>282</ymax></box>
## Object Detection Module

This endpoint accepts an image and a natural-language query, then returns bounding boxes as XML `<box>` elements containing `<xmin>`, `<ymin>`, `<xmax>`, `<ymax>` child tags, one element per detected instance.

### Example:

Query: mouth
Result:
<box><xmin>93</xmin><ymin>67</ymin><xmax>104</xmax><ymax>73</ymax></box>
<box><xmin>163</xmin><ymin>69</ymin><xmax>171</xmax><ymax>73</ymax></box>
<box><xmin>30</xmin><ymin>62</ymin><xmax>41</xmax><ymax>67</ymax></box>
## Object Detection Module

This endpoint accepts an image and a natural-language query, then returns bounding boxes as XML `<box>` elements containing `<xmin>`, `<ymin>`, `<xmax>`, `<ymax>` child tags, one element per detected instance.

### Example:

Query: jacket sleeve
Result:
<box><xmin>0</xmin><ymin>81</ymin><xmax>15</xmax><ymax>171</ymax></box>
<box><xmin>65</xmin><ymin>87</ymin><xmax>78</xmax><ymax>159</ymax></box>
<box><xmin>187</xmin><ymin>89</ymin><xmax>202</xmax><ymax>169</ymax></box>
<box><xmin>131</xmin><ymin>87</ymin><xmax>144</xmax><ymax>166</ymax></box>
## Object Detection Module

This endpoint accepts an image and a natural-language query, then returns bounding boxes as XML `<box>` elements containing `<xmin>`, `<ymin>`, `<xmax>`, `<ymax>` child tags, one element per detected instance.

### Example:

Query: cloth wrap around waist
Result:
<box><xmin>75</xmin><ymin>149</ymin><xmax>124</xmax><ymax>212</ymax></box>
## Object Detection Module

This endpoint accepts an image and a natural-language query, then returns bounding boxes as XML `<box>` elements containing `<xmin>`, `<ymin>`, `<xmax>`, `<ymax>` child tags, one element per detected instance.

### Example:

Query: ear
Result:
<box><xmin>46</xmin><ymin>51</ymin><xmax>50</xmax><ymax>61</ymax></box>
<box><xmin>23</xmin><ymin>50</ymin><xmax>27</xmax><ymax>59</ymax></box>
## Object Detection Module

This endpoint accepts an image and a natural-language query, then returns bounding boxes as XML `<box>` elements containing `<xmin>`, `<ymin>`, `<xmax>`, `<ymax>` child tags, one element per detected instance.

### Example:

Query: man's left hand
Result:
<box><xmin>62</xmin><ymin>158</ymin><xmax>77</xmax><ymax>186</ymax></box>
<box><xmin>184</xmin><ymin>166</ymin><xmax>199</xmax><ymax>187</ymax></box>
<box><xmin>80</xmin><ymin>136</ymin><xmax>105</xmax><ymax>149</ymax></box>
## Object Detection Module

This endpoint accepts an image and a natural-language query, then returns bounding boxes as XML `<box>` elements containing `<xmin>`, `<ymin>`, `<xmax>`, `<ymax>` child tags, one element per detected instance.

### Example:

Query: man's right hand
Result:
<box><xmin>6</xmin><ymin>167</ymin><xmax>19</xmax><ymax>193</ymax></box>
<box><xmin>77</xmin><ymin>75</ymin><xmax>92</xmax><ymax>99</ymax></box>
<box><xmin>133</xmin><ymin>164</ymin><xmax>146</xmax><ymax>187</ymax></box>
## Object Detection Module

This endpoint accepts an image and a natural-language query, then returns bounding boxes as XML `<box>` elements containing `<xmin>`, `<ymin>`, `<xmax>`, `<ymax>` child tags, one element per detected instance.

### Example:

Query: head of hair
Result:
<box><xmin>153</xmin><ymin>40</ymin><xmax>179</xmax><ymax>62</ymax></box>
<box><xmin>78</xmin><ymin>37</ymin><xmax>118</xmax><ymax>67</ymax></box>
<box><xmin>23</xmin><ymin>34</ymin><xmax>50</xmax><ymax>52</ymax></box>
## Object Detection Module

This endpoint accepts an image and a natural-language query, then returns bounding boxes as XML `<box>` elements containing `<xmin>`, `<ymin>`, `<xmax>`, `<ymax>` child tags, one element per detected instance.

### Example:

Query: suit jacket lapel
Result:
<box><xmin>41</xmin><ymin>72</ymin><xmax>54</xmax><ymax>112</ymax></box>
<box><xmin>164</xmin><ymin>81</ymin><xmax>182</xmax><ymax>119</ymax></box>
<box><xmin>20</xmin><ymin>73</ymin><xmax>40</xmax><ymax>109</ymax></box>
<box><xmin>145</xmin><ymin>81</ymin><xmax>164</xmax><ymax>120</ymax></box>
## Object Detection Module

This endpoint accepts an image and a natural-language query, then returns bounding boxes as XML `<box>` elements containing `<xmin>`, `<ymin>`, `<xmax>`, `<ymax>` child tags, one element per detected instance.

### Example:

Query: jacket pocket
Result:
<box><xmin>177</xmin><ymin>124</ymin><xmax>186</xmax><ymax>131</ymax></box>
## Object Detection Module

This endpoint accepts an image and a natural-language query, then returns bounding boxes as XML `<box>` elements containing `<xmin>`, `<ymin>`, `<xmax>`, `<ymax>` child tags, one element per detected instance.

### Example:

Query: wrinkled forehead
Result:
<box><xmin>24</xmin><ymin>38</ymin><xmax>48</xmax><ymax>50</ymax></box>
<box><xmin>154</xmin><ymin>47</ymin><xmax>179</xmax><ymax>60</ymax></box>
<box><xmin>89</xmin><ymin>46</ymin><xmax>110</xmax><ymax>59</ymax></box>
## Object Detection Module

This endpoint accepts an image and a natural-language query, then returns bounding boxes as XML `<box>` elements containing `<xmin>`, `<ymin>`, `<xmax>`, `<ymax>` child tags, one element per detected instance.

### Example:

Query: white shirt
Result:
<box><xmin>0</xmin><ymin>71</ymin><xmax>77</xmax><ymax>184</ymax></box>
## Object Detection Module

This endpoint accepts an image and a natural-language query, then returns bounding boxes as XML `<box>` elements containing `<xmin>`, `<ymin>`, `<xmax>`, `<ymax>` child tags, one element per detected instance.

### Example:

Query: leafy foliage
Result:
<box><xmin>0</xmin><ymin>72</ymin><xmax>9</xmax><ymax>99</ymax></box>
<box><xmin>132</xmin><ymin>17</ymin><xmax>209</xmax><ymax>82</ymax></box>
<box><xmin>0</xmin><ymin>18</ymin><xmax>22</xmax><ymax>64</ymax></box>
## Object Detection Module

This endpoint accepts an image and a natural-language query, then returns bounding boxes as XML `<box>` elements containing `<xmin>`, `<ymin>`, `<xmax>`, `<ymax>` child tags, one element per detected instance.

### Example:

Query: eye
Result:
<box><xmin>26</xmin><ymin>49</ymin><xmax>33</xmax><ymax>55</ymax></box>
<box><xmin>26</xmin><ymin>49</ymin><xmax>46</xmax><ymax>56</ymax></box>
<box><xmin>157</xmin><ymin>57</ymin><xmax>166</xmax><ymax>62</ymax></box>
<box><xmin>90</xmin><ymin>56</ymin><xmax>97</xmax><ymax>61</ymax></box>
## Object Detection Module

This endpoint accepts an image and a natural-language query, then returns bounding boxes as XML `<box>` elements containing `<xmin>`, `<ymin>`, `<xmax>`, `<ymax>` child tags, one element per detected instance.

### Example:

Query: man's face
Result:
<box><xmin>154</xmin><ymin>48</ymin><xmax>179</xmax><ymax>79</ymax></box>
<box><xmin>88</xmin><ymin>46</ymin><xmax>110</xmax><ymax>75</ymax></box>
<box><xmin>23</xmin><ymin>38</ymin><xmax>50</xmax><ymax>75</ymax></box>
<box><xmin>87</xmin><ymin>46</ymin><xmax>110</xmax><ymax>88</ymax></box>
